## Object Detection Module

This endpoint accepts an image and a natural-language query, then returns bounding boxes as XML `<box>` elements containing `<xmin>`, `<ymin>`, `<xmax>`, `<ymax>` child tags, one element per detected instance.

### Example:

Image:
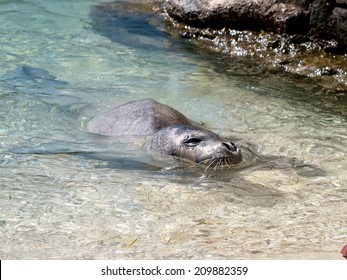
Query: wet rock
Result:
<box><xmin>162</xmin><ymin>0</ymin><xmax>310</xmax><ymax>34</ymax></box>
<box><xmin>162</xmin><ymin>0</ymin><xmax>347</xmax><ymax>52</ymax></box>
<box><xmin>159</xmin><ymin>0</ymin><xmax>347</xmax><ymax>88</ymax></box>
<box><xmin>327</xmin><ymin>7</ymin><xmax>347</xmax><ymax>54</ymax></box>
<box><xmin>309</xmin><ymin>0</ymin><xmax>334</xmax><ymax>38</ymax></box>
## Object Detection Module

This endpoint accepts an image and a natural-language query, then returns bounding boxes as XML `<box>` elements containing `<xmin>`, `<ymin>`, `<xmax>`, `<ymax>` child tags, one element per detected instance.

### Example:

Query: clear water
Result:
<box><xmin>0</xmin><ymin>0</ymin><xmax>346</xmax><ymax>259</ymax></box>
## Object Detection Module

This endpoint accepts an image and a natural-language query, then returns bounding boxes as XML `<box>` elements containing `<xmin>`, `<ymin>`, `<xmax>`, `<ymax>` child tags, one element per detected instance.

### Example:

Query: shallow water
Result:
<box><xmin>0</xmin><ymin>0</ymin><xmax>346</xmax><ymax>259</ymax></box>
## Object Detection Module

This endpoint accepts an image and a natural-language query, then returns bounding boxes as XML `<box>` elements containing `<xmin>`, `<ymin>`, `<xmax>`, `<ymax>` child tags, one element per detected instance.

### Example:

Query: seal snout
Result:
<box><xmin>222</xmin><ymin>142</ymin><xmax>238</xmax><ymax>152</ymax></box>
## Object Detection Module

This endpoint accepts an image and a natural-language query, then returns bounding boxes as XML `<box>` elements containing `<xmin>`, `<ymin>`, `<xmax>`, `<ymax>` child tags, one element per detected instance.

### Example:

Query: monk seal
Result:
<box><xmin>87</xmin><ymin>99</ymin><xmax>242</xmax><ymax>167</ymax></box>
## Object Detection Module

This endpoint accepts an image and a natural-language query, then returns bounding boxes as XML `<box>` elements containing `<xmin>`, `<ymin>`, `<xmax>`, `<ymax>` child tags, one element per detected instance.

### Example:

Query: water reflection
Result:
<box><xmin>90</xmin><ymin>1</ymin><xmax>172</xmax><ymax>51</ymax></box>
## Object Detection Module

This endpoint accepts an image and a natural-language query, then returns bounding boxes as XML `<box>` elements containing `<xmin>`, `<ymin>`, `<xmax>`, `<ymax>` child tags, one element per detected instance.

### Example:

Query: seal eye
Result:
<box><xmin>184</xmin><ymin>138</ymin><xmax>202</xmax><ymax>147</ymax></box>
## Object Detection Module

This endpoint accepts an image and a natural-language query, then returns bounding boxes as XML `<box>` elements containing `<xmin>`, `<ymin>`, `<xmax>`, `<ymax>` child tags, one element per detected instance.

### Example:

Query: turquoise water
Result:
<box><xmin>0</xmin><ymin>0</ymin><xmax>346</xmax><ymax>259</ymax></box>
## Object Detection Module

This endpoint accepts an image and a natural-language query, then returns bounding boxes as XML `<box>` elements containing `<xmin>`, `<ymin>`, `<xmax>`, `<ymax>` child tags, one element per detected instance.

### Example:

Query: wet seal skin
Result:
<box><xmin>87</xmin><ymin>99</ymin><xmax>242</xmax><ymax>168</ymax></box>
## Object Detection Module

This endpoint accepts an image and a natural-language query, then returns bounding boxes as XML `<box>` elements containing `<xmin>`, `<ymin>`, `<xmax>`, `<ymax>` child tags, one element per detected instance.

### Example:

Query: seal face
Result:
<box><xmin>149</xmin><ymin>124</ymin><xmax>242</xmax><ymax>167</ymax></box>
<box><xmin>88</xmin><ymin>99</ymin><xmax>242</xmax><ymax>167</ymax></box>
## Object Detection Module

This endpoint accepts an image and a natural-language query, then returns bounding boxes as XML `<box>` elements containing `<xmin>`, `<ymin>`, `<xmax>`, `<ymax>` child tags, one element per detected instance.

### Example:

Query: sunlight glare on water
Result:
<box><xmin>0</xmin><ymin>0</ymin><xmax>346</xmax><ymax>259</ymax></box>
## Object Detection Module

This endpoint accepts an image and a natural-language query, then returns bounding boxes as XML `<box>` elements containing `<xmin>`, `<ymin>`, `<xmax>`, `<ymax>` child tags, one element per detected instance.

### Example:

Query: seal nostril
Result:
<box><xmin>222</xmin><ymin>142</ymin><xmax>237</xmax><ymax>152</ymax></box>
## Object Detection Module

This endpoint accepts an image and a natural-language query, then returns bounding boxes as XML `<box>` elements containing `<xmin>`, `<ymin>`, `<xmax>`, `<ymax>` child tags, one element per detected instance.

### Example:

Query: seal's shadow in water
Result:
<box><xmin>9</xmin><ymin>137</ymin><xmax>168</xmax><ymax>172</ymax></box>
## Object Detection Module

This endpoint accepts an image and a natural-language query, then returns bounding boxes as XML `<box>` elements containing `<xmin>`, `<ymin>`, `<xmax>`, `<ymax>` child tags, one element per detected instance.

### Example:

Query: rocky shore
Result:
<box><xmin>161</xmin><ymin>0</ymin><xmax>347</xmax><ymax>54</ymax></box>
<box><xmin>159</xmin><ymin>0</ymin><xmax>347</xmax><ymax>90</ymax></box>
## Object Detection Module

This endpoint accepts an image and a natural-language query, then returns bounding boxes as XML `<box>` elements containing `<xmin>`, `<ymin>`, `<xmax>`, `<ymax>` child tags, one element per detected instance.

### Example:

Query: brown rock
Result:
<box><xmin>162</xmin><ymin>0</ymin><xmax>347</xmax><ymax>52</ymax></box>
<box><xmin>163</xmin><ymin>0</ymin><xmax>309</xmax><ymax>34</ymax></box>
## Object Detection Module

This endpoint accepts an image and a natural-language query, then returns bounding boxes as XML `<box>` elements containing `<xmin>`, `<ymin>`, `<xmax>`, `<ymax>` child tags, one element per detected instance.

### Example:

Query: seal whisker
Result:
<box><xmin>214</xmin><ymin>159</ymin><xmax>220</xmax><ymax>170</ymax></box>
<box><xmin>218</xmin><ymin>160</ymin><xmax>223</xmax><ymax>170</ymax></box>
<box><xmin>213</xmin><ymin>158</ymin><xmax>221</xmax><ymax>170</ymax></box>
<box><xmin>213</xmin><ymin>160</ymin><xmax>218</xmax><ymax>171</ymax></box>
<box><xmin>203</xmin><ymin>160</ymin><xmax>210</xmax><ymax>171</ymax></box>
<box><xmin>205</xmin><ymin>158</ymin><xmax>216</xmax><ymax>171</ymax></box>
<box><xmin>199</xmin><ymin>158</ymin><xmax>210</xmax><ymax>164</ymax></box>
<box><xmin>224</xmin><ymin>158</ymin><xmax>231</xmax><ymax>169</ymax></box>
<box><xmin>220</xmin><ymin>158</ymin><xmax>226</xmax><ymax>170</ymax></box>
<box><xmin>201</xmin><ymin>156</ymin><xmax>241</xmax><ymax>170</ymax></box>
<box><xmin>209</xmin><ymin>158</ymin><xmax>219</xmax><ymax>171</ymax></box>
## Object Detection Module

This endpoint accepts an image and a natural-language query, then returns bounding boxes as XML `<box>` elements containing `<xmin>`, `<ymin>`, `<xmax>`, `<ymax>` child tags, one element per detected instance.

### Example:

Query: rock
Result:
<box><xmin>163</xmin><ymin>0</ymin><xmax>309</xmax><ymax>34</ymax></box>
<box><xmin>158</xmin><ymin>0</ymin><xmax>347</xmax><ymax>89</ymax></box>
<box><xmin>327</xmin><ymin>7</ymin><xmax>347</xmax><ymax>53</ymax></box>
<box><xmin>336</xmin><ymin>0</ymin><xmax>347</xmax><ymax>8</ymax></box>
<box><xmin>309</xmin><ymin>0</ymin><xmax>334</xmax><ymax>37</ymax></box>
<box><xmin>161</xmin><ymin>0</ymin><xmax>347</xmax><ymax>52</ymax></box>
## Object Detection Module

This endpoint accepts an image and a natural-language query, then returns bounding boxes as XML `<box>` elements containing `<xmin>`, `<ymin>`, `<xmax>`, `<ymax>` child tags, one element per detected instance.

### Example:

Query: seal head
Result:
<box><xmin>149</xmin><ymin>124</ymin><xmax>242</xmax><ymax>167</ymax></box>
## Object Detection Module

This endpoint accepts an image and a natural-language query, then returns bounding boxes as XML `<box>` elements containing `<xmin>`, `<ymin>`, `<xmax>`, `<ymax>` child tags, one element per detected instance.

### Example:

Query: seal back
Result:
<box><xmin>87</xmin><ymin>99</ymin><xmax>191</xmax><ymax>136</ymax></box>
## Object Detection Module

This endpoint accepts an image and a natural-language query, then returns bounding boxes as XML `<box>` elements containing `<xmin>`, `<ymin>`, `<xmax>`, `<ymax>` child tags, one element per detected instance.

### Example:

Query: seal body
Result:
<box><xmin>87</xmin><ymin>99</ymin><xmax>191</xmax><ymax>136</ymax></box>
<box><xmin>87</xmin><ymin>99</ymin><xmax>242</xmax><ymax>166</ymax></box>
